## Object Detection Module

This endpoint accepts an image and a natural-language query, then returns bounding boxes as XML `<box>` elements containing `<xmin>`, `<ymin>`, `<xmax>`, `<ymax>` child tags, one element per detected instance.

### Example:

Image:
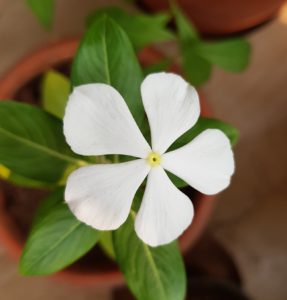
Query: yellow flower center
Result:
<box><xmin>147</xmin><ymin>152</ymin><xmax>161</xmax><ymax>167</ymax></box>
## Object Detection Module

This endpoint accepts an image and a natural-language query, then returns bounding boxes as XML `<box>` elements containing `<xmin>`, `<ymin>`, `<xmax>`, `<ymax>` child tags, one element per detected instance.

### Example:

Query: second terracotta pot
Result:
<box><xmin>140</xmin><ymin>0</ymin><xmax>285</xmax><ymax>36</ymax></box>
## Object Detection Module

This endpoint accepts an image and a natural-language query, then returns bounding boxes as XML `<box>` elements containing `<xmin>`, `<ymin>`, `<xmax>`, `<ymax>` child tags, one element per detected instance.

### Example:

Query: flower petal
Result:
<box><xmin>162</xmin><ymin>129</ymin><xmax>235</xmax><ymax>195</ymax></box>
<box><xmin>135</xmin><ymin>167</ymin><xmax>194</xmax><ymax>247</ymax></box>
<box><xmin>65</xmin><ymin>159</ymin><xmax>150</xmax><ymax>230</ymax></box>
<box><xmin>64</xmin><ymin>84</ymin><xmax>151</xmax><ymax>158</ymax></box>
<box><xmin>141</xmin><ymin>72</ymin><xmax>200</xmax><ymax>154</ymax></box>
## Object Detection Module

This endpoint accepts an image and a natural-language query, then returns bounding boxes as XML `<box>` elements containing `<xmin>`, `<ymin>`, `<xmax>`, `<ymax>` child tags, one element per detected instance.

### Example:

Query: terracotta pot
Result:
<box><xmin>139</xmin><ymin>0</ymin><xmax>285</xmax><ymax>36</ymax></box>
<box><xmin>0</xmin><ymin>39</ymin><xmax>216</xmax><ymax>287</ymax></box>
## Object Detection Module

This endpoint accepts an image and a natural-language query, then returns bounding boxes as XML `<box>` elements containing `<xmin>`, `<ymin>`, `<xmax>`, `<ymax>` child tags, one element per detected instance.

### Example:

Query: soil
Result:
<box><xmin>0</xmin><ymin>182</ymin><xmax>47</xmax><ymax>240</ymax></box>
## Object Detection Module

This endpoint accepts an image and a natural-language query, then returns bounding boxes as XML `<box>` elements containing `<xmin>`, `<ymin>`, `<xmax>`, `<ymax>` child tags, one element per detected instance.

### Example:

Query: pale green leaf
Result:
<box><xmin>42</xmin><ymin>70</ymin><xmax>70</xmax><ymax>119</ymax></box>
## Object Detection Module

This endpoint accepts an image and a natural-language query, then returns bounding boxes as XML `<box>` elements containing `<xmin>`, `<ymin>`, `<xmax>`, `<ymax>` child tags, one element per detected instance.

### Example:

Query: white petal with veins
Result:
<box><xmin>141</xmin><ymin>72</ymin><xmax>200</xmax><ymax>154</ymax></box>
<box><xmin>64</xmin><ymin>83</ymin><xmax>151</xmax><ymax>158</ymax></box>
<box><xmin>65</xmin><ymin>159</ymin><xmax>150</xmax><ymax>230</ymax></box>
<box><xmin>135</xmin><ymin>166</ymin><xmax>194</xmax><ymax>247</ymax></box>
<box><xmin>162</xmin><ymin>129</ymin><xmax>235</xmax><ymax>195</ymax></box>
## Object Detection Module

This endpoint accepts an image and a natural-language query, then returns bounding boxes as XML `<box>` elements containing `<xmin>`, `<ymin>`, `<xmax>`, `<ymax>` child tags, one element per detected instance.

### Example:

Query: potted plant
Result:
<box><xmin>0</xmin><ymin>4</ymin><xmax>240</xmax><ymax>299</ymax></box>
<box><xmin>0</xmin><ymin>38</ymin><xmax>218</xmax><ymax>287</ymax></box>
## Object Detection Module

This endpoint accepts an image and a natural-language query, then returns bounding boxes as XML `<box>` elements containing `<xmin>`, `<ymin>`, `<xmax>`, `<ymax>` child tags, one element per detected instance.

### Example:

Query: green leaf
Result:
<box><xmin>26</xmin><ymin>0</ymin><xmax>54</xmax><ymax>30</ymax></box>
<box><xmin>196</xmin><ymin>39</ymin><xmax>251</xmax><ymax>72</ymax></box>
<box><xmin>166</xmin><ymin>171</ymin><xmax>187</xmax><ymax>189</ymax></box>
<box><xmin>71</xmin><ymin>16</ymin><xmax>144</xmax><ymax>125</ymax></box>
<box><xmin>20</xmin><ymin>188</ymin><xmax>100</xmax><ymax>275</ymax></box>
<box><xmin>172</xmin><ymin>2</ymin><xmax>250</xmax><ymax>85</ymax></box>
<box><xmin>0</xmin><ymin>102</ymin><xmax>85</xmax><ymax>185</ymax></box>
<box><xmin>182</xmin><ymin>48</ymin><xmax>212</xmax><ymax>86</ymax></box>
<box><xmin>41</xmin><ymin>70</ymin><xmax>70</xmax><ymax>119</ymax></box>
<box><xmin>131</xmin><ymin>189</ymin><xmax>145</xmax><ymax>212</ymax></box>
<box><xmin>8</xmin><ymin>174</ymin><xmax>50</xmax><ymax>188</ymax></box>
<box><xmin>170</xmin><ymin>117</ymin><xmax>239</xmax><ymax>151</ymax></box>
<box><xmin>143</xmin><ymin>59</ymin><xmax>171</xmax><ymax>76</ymax></box>
<box><xmin>0</xmin><ymin>163</ymin><xmax>50</xmax><ymax>188</ymax></box>
<box><xmin>172</xmin><ymin>3</ymin><xmax>211</xmax><ymax>86</ymax></box>
<box><xmin>87</xmin><ymin>7</ymin><xmax>174</xmax><ymax>49</ymax></box>
<box><xmin>99</xmin><ymin>231</ymin><xmax>115</xmax><ymax>260</ymax></box>
<box><xmin>171</xmin><ymin>3</ymin><xmax>199</xmax><ymax>42</ymax></box>
<box><xmin>113</xmin><ymin>212</ymin><xmax>186</xmax><ymax>300</ymax></box>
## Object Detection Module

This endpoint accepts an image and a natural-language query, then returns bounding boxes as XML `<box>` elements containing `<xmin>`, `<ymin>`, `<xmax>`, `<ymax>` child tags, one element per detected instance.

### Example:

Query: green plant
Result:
<box><xmin>171</xmin><ymin>3</ymin><xmax>251</xmax><ymax>85</ymax></box>
<box><xmin>26</xmin><ymin>0</ymin><xmax>54</xmax><ymax>30</ymax></box>
<box><xmin>26</xmin><ymin>1</ymin><xmax>251</xmax><ymax>86</ymax></box>
<box><xmin>87</xmin><ymin>4</ymin><xmax>250</xmax><ymax>86</ymax></box>
<box><xmin>1</xmin><ymin>5</ymin><xmax>243</xmax><ymax>300</ymax></box>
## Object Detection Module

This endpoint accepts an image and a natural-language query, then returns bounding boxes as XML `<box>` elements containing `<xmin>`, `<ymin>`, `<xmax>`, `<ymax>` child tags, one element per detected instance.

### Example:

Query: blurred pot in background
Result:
<box><xmin>139</xmin><ymin>0</ymin><xmax>286</xmax><ymax>36</ymax></box>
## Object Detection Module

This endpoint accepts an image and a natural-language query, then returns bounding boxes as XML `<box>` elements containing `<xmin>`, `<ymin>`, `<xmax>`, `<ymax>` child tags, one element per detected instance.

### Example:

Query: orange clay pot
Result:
<box><xmin>139</xmin><ymin>0</ymin><xmax>285</xmax><ymax>36</ymax></box>
<box><xmin>0</xmin><ymin>39</ymin><xmax>216</xmax><ymax>287</ymax></box>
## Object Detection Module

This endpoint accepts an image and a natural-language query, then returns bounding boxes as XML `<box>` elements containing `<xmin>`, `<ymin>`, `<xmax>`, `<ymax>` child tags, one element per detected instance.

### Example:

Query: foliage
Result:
<box><xmin>172</xmin><ymin>3</ymin><xmax>251</xmax><ymax>86</ymax></box>
<box><xmin>42</xmin><ymin>70</ymin><xmax>70</xmax><ymax>119</ymax></box>
<box><xmin>0</xmin><ymin>5</ymin><xmax>244</xmax><ymax>300</ymax></box>
<box><xmin>71</xmin><ymin>16</ymin><xmax>144</xmax><ymax>126</ymax></box>
<box><xmin>20</xmin><ymin>188</ymin><xmax>100</xmax><ymax>275</ymax></box>
<box><xmin>171</xmin><ymin>117</ymin><xmax>239</xmax><ymax>151</ymax></box>
<box><xmin>113</xmin><ymin>212</ymin><xmax>186</xmax><ymax>300</ymax></box>
<box><xmin>0</xmin><ymin>102</ymin><xmax>85</xmax><ymax>185</ymax></box>
<box><xmin>87</xmin><ymin>7</ymin><xmax>174</xmax><ymax>50</ymax></box>
<box><xmin>26</xmin><ymin>0</ymin><xmax>54</xmax><ymax>30</ymax></box>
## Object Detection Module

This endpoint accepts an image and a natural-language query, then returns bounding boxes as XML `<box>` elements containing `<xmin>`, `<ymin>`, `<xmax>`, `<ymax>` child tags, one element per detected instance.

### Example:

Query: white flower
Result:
<box><xmin>63</xmin><ymin>72</ymin><xmax>234</xmax><ymax>247</ymax></box>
